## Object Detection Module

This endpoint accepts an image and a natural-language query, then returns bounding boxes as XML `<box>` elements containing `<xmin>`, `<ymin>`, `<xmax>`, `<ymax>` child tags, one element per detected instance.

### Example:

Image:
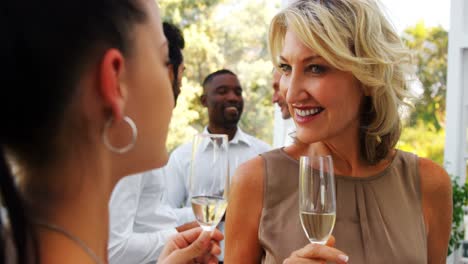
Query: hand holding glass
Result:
<box><xmin>299</xmin><ymin>155</ymin><xmax>336</xmax><ymax>244</ymax></box>
<box><xmin>190</xmin><ymin>134</ymin><xmax>229</xmax><ymax>232</ymax></box>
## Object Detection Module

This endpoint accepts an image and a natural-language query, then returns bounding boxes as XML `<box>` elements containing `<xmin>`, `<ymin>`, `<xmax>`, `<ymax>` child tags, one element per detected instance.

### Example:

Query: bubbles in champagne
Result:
<box><xmin>191</xmin><ymin>195</ymin><xmax>228</xmax><ymax>231</ymax></box>
<box><xmin>300</xmin><ymin>211</ymin><xmax>336</xmax><ymax>244</ymax></box>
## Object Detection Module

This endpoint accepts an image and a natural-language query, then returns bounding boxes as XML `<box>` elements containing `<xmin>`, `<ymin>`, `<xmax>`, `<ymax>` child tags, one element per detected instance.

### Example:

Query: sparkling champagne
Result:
<box><xmin>191</xmin><ymin>195</ymin><xmax>228</xmax><ymax>231</ymax></box>
<box><xmin>300</xmin><ymin>211</ymin><xmax>336</xmax><ymax>244</ymax></box>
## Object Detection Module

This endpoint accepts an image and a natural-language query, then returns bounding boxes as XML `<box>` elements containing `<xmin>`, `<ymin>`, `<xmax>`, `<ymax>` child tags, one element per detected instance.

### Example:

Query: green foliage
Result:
<box><xmin>398</xmin><ymin>121</ymin><xmax>445</xmax><ymax>165</ymax></box>
<box><xmin>160</xmin><ymin>0</ymin><xmax>280</xmax><ymax>151</ymax></box>
<box><xmin>166</xmin><ymin>79</ymin><xmax>200</xmax><ymax>151</ymax></box>
<box><xmin>402</xmin><ymin>22</ymin><xmax>448</xmax><ymax>131</ymax></box>
<box><xmin>160</xmin><ymin>0</ymin><xmax>221</xmax><ymax>26</ymax></box>
<box><xmin>449</xmin><ymin>177</ymin><xmax>468</xmax><ymax>256</ymax></box>
<box><xmin>401</xmin><ymin>23</ymin><xmax>462</xmax><ymax>257</ymax></box>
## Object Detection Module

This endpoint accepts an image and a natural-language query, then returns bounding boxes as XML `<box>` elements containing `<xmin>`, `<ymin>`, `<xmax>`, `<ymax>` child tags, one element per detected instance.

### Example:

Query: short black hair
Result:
<box><xmin>163</xmin><ymin>22</ymin><xmax>185</xmax><ymax>66</ymax></box>
<box><xmin>163</xmin><ymin>22</ymin><xmax>185</xmax><ymax>94</ymax></box>
<box><xmin>202</xmin><ymin>69</ymin><xmax>237</xmax><ymax>89</ymax></box>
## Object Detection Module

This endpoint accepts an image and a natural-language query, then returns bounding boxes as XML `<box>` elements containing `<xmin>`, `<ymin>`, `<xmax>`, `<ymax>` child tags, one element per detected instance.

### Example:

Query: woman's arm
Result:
<box><xmin>224</xmin><ymin>156</ymin><xmax>265</xmax><ymax>263</ymax></box>
<box><xmin>419</xmin><ymin>157</ymin><xmax>452</xmax><ymax>263</ymax></box>
<box><xmin>224</xmin><ymin>155</ymin><xmax>348</xmax><ymax>264</ymax></box>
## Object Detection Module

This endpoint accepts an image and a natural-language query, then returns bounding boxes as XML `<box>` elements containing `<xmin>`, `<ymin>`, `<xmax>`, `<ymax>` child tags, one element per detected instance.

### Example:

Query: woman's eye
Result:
<box><xmin>278</xmin><ymin>63</ymin><xmax>291</xmax><ymax>74</ymax></box>
<box><xmin>306</xmin><ymin>64</ymin><xmax>326</xmax><ymax>74</ymax></box>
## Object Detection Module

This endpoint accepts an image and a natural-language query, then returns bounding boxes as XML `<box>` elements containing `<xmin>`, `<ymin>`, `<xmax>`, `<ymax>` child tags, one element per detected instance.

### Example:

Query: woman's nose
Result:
<box><xmin>285</xmin><ymin>72</ymin><xmax>308</xmax><ymax>104</ymax></box>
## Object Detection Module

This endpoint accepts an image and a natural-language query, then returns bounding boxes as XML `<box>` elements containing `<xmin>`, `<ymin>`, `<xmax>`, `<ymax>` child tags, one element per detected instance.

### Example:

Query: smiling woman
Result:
<box><xmin>276</xmin><ymin>31</ymin><xmax>363</xmax><ymax>149</ymax></box>
<box><xmin>224</xmin><ymin>0</ymin><xmax>452</xmax><ymax>263</ymax></box>
<box><xmin>270</xmin><ymin>0</ymin><xmax>413</xmax><ymax>165</ymax></box>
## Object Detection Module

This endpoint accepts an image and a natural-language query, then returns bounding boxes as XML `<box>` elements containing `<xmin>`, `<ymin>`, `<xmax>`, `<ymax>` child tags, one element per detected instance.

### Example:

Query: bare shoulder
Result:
<box><xmin>228</xmin><ymin>156</ymin><xmax>265</xmax><ymax>212</ymax></box>
<box><xmin>418</xmin><ymin>157</ymin><xmax>451</xmax><ymax>198</ymax></box>
<box><xmin>228</xmin><ymin>155</ymin><xmax>266</xmax><ymax>219</ymax></box>
<box><xmin>418</xmin><ymin>157</ymin><xmax>452</xmax><ymax>213</ymax></box>
<box><xmin>225</xmin><ymin>156</ymin><xmax>265</xmax><ymax>263</ymax></box>
<box><xmin>418</xmin><ymin>157</ymin><xmax>452</xmax><ymax>263</ymax></box>
<box><xmin>231</xmin><ymin>155</ymin><xmax>265</xmax><ymax>190</ymax></box>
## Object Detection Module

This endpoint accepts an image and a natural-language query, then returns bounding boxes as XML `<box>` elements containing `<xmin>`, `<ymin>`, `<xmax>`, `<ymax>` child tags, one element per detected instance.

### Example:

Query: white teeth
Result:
<box><xmin>295</xmin><ymin>108</ymin><xmax>321</xmax><ymax>117</ymax></box>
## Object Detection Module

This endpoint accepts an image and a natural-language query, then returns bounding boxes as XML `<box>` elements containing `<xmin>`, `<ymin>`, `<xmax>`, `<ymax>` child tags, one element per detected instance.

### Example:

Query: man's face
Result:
<box><xmin>272</xmin><ymin>70</ymin><xmax>291</xmax><ymax>119</ymax></box>
<box><xmin>203</xmin><ymin>73</ymin><xmax>244</xmax><ymax>129</ymax></box>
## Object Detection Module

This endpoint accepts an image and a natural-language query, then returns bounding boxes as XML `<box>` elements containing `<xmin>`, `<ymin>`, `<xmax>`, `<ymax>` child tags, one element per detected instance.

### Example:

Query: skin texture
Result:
<box><xmin>159</xmin><ymin>228</ymin><xmax>223</xmax><ymax>264</ymax></box>
<box><xmin>279</xmin><ymin>30</ymin><xmax>364</xmax><ymax>153</ymax></box>
<box><xmin>272</xmin><ymin>69</ymin><xmax>290</xmax><ymax>119</ymax></box>
<box><xmin>201</xmin><ymin>73</ymin><xmax>244</xmax><ymax>140</ymax></box>
<box><xmin>224</xmin><ymin>28</ymin><xmax>451</xmax><ymax>264</ymax></box>
<box><xmin>419</xmin><ymin>157</ymin><xmax>452</xmax><ymax>263</ymax></box>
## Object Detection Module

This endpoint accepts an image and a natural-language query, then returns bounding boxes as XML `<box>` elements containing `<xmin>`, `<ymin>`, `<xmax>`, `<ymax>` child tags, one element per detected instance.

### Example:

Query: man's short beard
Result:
<box><xmin>222</xmin><ymin>118</ymin><xmax>239</xmax><ymax>129</ymax></box>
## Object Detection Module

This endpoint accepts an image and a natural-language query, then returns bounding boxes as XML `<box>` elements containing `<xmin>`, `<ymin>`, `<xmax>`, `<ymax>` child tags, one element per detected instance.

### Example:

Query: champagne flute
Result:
<box><xmin>190</xmin><ymin>134</ymin><xmax>229</xmax><ymax>232</ymax></box>
<box><xmin>299</xmin><ymin>155</ymin><xmax>336</xmax><ymax>244</ymax></box>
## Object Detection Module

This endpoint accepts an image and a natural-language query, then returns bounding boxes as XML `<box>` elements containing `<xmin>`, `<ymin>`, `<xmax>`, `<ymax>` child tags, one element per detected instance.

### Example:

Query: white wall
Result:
<box><xmin>445</xmin><ymin>0</ymin><xmax>467</xmax><ymax>181</ymax></box>
<box><xmin>445</xmin><ymin>0</ymin><xmax>467</xmax><ymax>263</ymax></box>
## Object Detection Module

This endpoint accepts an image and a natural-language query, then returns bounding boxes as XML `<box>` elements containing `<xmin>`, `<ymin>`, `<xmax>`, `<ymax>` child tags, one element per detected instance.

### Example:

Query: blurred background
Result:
<box><xmin>160</xmin><ymin>0</ymin><xmax>449</xmax><ymax>166</ymax></box>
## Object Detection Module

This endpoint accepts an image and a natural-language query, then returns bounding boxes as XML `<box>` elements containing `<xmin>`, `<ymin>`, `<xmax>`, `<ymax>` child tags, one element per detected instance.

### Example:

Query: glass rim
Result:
<box><xmin>299</xmin><ymin>155</ymin><xmax>333</xmax><ymax>160</ymax></box>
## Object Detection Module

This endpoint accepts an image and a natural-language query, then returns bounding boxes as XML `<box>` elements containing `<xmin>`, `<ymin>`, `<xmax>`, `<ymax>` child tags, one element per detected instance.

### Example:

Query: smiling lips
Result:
<box><xmin>225</xmin><ymin>106</ymin><xmax>239</xmax><ymax>115</ymax></box>
<box><xmin>294</xmin><ymin>107</ymin><xmax>324</xmax><ymax>123</ymax></box>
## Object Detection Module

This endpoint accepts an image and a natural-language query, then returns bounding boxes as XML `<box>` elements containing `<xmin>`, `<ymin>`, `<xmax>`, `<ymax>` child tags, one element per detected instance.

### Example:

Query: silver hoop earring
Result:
<box><xmin>102</xmin><ymin>116</ymin><xmax>138</xmax><ymax>154</ymax></box>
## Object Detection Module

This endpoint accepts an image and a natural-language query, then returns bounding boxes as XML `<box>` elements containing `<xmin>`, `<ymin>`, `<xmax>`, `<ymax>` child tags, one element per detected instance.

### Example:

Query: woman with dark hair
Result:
<box><xmin>0</xmin><ymin>1</ymin><xmax>221</xmax><ymax>264</ymax></box>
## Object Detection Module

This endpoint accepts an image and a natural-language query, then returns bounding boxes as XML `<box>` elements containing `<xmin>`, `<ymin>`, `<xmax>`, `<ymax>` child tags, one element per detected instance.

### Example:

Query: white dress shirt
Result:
<box><xmin>164</xmin><ymin>127</ymin><xmax>271</xmax><ymax>260</ymax></box>
<box><xmin>164</xmin><ymin>127</ymin><xmax>271</xmax><ymax>211</ymax></box>
<box><xmin>108</xmin><ymin>171</ymin><xmax>179</xmax><ymax>264</ymax></box>
<box><xmin>273</xmin><ymin>117</ymin><xmax>295</xmax><ymax>148</ymax></box>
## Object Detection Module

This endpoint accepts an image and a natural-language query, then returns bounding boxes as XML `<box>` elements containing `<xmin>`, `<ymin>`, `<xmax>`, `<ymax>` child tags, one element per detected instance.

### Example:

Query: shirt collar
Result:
<box><xmin>200</xmin><ymin>126</ymin><xmax>252</xmax><ymax>151</ymax></box>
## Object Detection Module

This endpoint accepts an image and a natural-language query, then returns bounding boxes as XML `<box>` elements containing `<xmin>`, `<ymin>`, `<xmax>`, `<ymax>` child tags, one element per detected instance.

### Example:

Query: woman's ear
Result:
<box><xmin>99</xmin><ymin>48</ymin><xmax>127</xmax><ymax>121</ymax></box>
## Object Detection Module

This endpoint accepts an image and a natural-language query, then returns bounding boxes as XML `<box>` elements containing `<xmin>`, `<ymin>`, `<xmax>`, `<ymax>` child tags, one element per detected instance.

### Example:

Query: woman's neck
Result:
<box><xmin>36</xmin><ymin>197</ymin><xmax>110</xmax><ymax>264</ymax></box>
<box><xmin>287</xmin><ymin>127</ymin><xmax>392</xmax><ymax>178</ymax></box>
<box><xmin>26</xmin><ymin>156</ymin><xmax>113</xmax><ymax>264</ymax></box>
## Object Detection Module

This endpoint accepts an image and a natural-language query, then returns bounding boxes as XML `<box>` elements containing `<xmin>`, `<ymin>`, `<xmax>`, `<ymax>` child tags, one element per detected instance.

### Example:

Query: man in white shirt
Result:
<box><xmin>165</xmin><ymin>69</ymin><xmax>271</xmax><ymax>209</ymax></box>
<box><xmin>271</xmin><ymin>69</ymin><xmax>295</xmax><ymax>148</ymax></box>
<box><xmin>164</xmin><ymin>69</ymin><xmax>271</xmax><ymax>262</ymax></box>
<box><xmin>164</xmin><ymin>128</ymin><xmax>271</xmax><ymax>210</ymax></box>
<box><xmin>108</xmin><ymin>22</ymin><xmax>198</xmax><ymax>264</ymax></box>
<box><xmin>109</xmin><ymin>171</ymin><xmax>189</xmax><ymax>264</ymax></box>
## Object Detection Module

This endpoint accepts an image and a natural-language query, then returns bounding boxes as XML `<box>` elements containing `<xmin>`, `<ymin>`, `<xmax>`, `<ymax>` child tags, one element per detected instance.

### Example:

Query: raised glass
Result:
<box><xmin>190</xmin><ymin>134</ymin><xmax>229</xmax><ymax>232</ymax></box>
<box><xmin>299</xmin><ymin>155</ymin><xmax>336</xmax><ymax>244</ymax></box>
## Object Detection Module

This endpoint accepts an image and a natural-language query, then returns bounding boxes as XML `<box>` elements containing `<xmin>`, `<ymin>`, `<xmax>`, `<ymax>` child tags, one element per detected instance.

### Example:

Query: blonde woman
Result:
<box><xmin>225</xmin><ymin>0</ymin><xmax>451</xmax><ymax>263</ymax></box>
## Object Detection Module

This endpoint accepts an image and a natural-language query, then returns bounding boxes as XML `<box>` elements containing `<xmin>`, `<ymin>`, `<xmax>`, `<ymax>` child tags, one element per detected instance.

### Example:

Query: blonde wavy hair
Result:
<box><xmin>269</xmin><ymin>0</ymin><xmax>414</xmax><ymax>164</ymax></box>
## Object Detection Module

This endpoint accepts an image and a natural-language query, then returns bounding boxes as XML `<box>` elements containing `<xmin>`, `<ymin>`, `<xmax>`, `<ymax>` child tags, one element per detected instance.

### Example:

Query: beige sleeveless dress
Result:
<box><xmin>258</xmin><ymin>148</ymin><xmax>427</xmax><ymax>264</ymax></box>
